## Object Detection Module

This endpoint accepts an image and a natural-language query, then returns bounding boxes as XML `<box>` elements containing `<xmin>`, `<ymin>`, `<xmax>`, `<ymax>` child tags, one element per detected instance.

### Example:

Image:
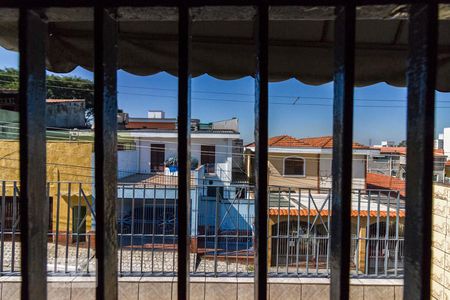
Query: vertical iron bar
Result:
<box><xmin>119</xmin><ymin>186</ymin><xmax>125</xmax><ymax>275</ymax></box>
<box><xmin>326</xmin><ymin>190</ymin><xmax>331</xmax><ymax>275</ymax></box>
<box><xmin>141</xmin><ymin>184</ymin><xmax>146</xmax><ymax>274</ymax></box>
<box><xmin>12</xmin><ymin>182</ymin><xmax>17</xmax><ymax>273</ymax></box>
<box><xmin>162</xmin><ymin>185</ymin><xmax>167</xmax><ymax>273</ymax></box>
<box><xmin>65</xmin><ymin>183</ymin><xmax>71</xmax><ymax>273</ymax></box>
<box><xmin>54</xmin><ymin>182</ymin><xmax>61</xmax><ymax>273</ymax></box>
<box><xmin>330</xmin><ymin>2</ymin><xmax>355</xmax><ymax>299</ymax></box>
<box><xmin>214</xmin><ymin>188</ymin><xmax>220</xmax><ymax>275</ymax></box>
<box><xmin>306</xmin><ymin>190</ymin><xmax>311</xmax><ymax>275</ymax></box>
<box><xmin>18</xmin><ymin>8</ymin><xmax>47</xmax><ymax>299</ymax></box>
<box><xmin>75</xmin><ymin>183</ymin><xmax>82</xmax><ymax>273</ymax></box>
<box><xmin>225</xmin><ymin>197</ymin><xmax>229</xmax><ymax>274</ymax></box>
<box><xmin>404</xmin><ymin>3</ymin><xmax>438</xmax><ymax>300</ymax></box>
<box><xmin>204</xmin><ymin>186</ymin><xmax>208</xmax><ymax>275</ymax></box>
<box><xmin>254</xmin><ymin>2</ymin><xmax>269</xmax><ymax>299</ymax></box>
<box><xmin>365</xmin><ymin>191</ymin><xmax>371</xmax><ymax>275</ymax></box>
<box><xmin>286</xmin><ymin>187</ymin><xmax>291</xmax><ymax>274</ymax></box>
<box><xmin>94</xmin><ymin>6</ymin><xmax>118</xmax><ymax>300</ymax></box>
<box><xmin>355</xmin><ymin>190</ymin><xmax>361</xmax><ymax>276</ymax></box>
<box><xmin>384</xmin><ymin>191</ymin><xmax>391</xmax><ymax>276</ymax></box>
<box><xmin>236</xmin><ymin>189</ymin><xmax>240</xmax><ymax>274</ymax></box>
<box><xmin>173</xmin><ymin>188</ymin><xmax>178</xmax><ymax>274</ymax></box>
<box><xmin>296</xmin><ymin>188</ymin><xmax>301</xmax><ymax>275</ymax></box>
<box><xmin>276</xmin><ymin>188</ymin><xmax>280</xmax><ymax>274</ymax></box>
<box><xmin>246</xmin><ymin>190</ymin><xmax>250</xmax><ymax>275</ymax></box>
<box><xmin>394</xmin><ymin>192</ymin><xmax>400</xmax><ymax>277</ymax></box>
<box><xmin>151</xmin><ymin>185</ymin><xmax>156</xmax><ymax>273</ymax></box>
<box><xmin>375</xmin><ymin>192</ymin><xmax>380</xmax><ymax>275</ymax></box>
<box><xmin>87</xmin><ymin>226</ymin><xmax>91</xmax><ymax>274</ymax></box>
<box><xmin>177</xmin><ymin>3</ymin><xmax>192</xmax><ymax>298</ymax></box>
<box><xmin>130</xmin><ymin>185</ymin><xmax>135</xmax><ymax>273</ymax></box>
<box><xmin>0</xmin><ymin>181</ymin><xmax>5</xmax><ymax>274</ymax></box>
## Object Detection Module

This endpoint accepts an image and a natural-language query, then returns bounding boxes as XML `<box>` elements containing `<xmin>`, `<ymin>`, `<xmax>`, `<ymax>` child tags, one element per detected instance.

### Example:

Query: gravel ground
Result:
<box><xmin>0</xmin><ymin>241</ymin><xmax>253</xmax><ymax>275</ymax></box>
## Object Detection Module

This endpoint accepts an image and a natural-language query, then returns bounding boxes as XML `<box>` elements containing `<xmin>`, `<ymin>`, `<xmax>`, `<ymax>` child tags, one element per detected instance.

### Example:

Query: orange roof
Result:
<box><xmin>366</xmin><ymin>173</ymin><xmax>406</xmax><ymax>197</ymax></box>
<box><xmin>247</xmin><ymin>135</ymin><xmax>369</xmax><ymax>149</ymax></box>
<box><xmin>379</xmin><ymin>147</ymin><xmax>407</xmax><ymax>155</ymax></box>
<box><xmin>378</xmin><ymin>146</ymin><xmax>446</xmax><ymax>157</ymax></box>
<box><xmin>268</xmin><ymin>208</ymin><xmax>405</xmax><ymax>218</ymax></box>
<box><xmin>46</xmin><ymin>99</ymin><xmax>85</xmax><ymax>103</ymax></box>
<box><xmin>446</xmin><ymin>161</ymin><xmax>450</xmax><ymax>166</ymax></box>
<box><xmin>435</xmin><ymin>149</ymin><xmax>445</xmax><ymax>156</ymax></box>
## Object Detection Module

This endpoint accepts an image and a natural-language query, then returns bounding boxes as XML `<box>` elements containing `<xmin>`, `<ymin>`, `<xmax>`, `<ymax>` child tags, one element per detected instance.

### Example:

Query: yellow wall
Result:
<box><xmin>268</xmin><ymin>152</ymin><xmax>320</xmax><ymax>189</ymax></box>
<box><xmin>268</xmin><ymin>214</ymin><xmax>405</xmax><ymax>269</ymax></box>
<box><xmin>0</xmin><ymin>140</ymin><xmax>94</xmax><ymax>232</ymax></box>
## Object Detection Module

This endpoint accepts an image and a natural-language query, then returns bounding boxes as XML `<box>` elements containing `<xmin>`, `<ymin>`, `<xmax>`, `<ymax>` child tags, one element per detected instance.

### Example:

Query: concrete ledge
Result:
<box><xmin>0</xmin><ymin>276</ymin><xmax>404</xmax><ymax>300</ymax></box>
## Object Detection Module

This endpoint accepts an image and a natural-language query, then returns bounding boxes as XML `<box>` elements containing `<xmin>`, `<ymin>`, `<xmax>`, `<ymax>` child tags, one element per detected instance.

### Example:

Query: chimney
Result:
<box><xmin>148</xmin><ymin>110</ymin><xmax>165</xmax><ymax>119</ymax></box>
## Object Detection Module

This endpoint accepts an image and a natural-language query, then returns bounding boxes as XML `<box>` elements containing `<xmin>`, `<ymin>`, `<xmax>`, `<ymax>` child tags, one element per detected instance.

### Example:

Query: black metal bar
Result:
<box><xmin>18</xmin><ymin>8</ymin><xmax>48</xmax><ymax>300</ymax></box>
<box><xmin>329</xmin><ymin>2</ymin><xmax>355</xmax><ymax>300</ymax></box>
<box><xmin>94</xmin><ymin>6</ymin><xmax>118</xmax><ymax>300</ymax></box>
<box><xmin>404</xmin><ymin>3</ymin><xmax>438</xmax><ymax>300</ymax></box>
<box><xmin>254</xmin><ymin>2</ymin><xmax>268</xmax><ymax>299</ymax></box>
<box><xmin>177</xmin><ymin>3</ymin><xmax>192</xmax><ymax>299</ymax></box>
<box><xmin>1</xmin><ymin>0</ymin><xmax>446</xmax><ymax>9</ymax></box>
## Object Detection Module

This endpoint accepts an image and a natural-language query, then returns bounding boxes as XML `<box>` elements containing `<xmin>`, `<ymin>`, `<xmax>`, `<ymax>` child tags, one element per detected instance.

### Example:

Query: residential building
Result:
<box><xmin>117</xmin><ymin>112</ymin><xmax>243</xmax><ymax>186</ymax></box>
<box><xmin>267</xmin><ymin>187</ymin><xmax>405</xmax><ymax>273</ymax></box>
<box><xmin>245</xmin><ymin>135</ymin><xmax>376</xmax><ymax>190</ymax></box>
<box><xmin>435</xmin><ymin>133</ymin><xmax>444</xmax><ymax>150</ymax></box>
<box><xmin>112</xmin><ymin>112</ymin><xmax>246</xmax><ymax>250</ymax></box>
<box><xmin>0</xmin><ymin>91</ymin><xmax>87</xmax><ymax>129</ymax></box>
<box><xmin>45</xmin><ymin>99</ymin><xmax>86</xmax><ymax>129</ymax></box>
<box><xmin>368</xmin><ymin>146</ymin><xmax>448</xmax><ymax>183</ymax></box>
<box><xmin>366</xmin><ymin>172</ymin><xmax>406</xmax><ymax>197</ymax></box>
<box><xmin>373</xmin><ymin>140</ymin><xmax>396</xmax><ymax>148</ymax></box>
<box><xmin>0</xmin><ymin>139</ymin><xmax>94</xmax><ymax>242</ymax></box>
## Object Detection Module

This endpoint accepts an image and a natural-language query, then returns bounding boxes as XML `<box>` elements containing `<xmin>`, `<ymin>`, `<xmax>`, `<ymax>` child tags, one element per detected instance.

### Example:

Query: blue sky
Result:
<box><xmin>1</xmin><ymin>47</ymin><xmax>449</xmax><ymax>144</ymax></box>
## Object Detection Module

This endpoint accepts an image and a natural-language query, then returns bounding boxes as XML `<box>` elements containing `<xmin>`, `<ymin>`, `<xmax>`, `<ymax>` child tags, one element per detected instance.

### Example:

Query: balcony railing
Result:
<box><xmin>0</xmin><ymin>180</ymin><xmax>404</xmax><ymax>278</ymax></box>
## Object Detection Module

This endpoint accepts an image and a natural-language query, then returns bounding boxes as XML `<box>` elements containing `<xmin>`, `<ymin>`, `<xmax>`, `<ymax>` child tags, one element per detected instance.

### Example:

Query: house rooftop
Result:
<box><xmin>377</xmin><ymin>146</ymin><xmax>407</xmax><ymax>155</ymax></box>
<box><xmin>268</xmin><ymin>191</ymin><xmax>405</xmax><ymax>217</ymax></box>
<box><xmin>46</xmin><ymin>99</ymin><xmax>85</xmax><ymax>103</ymax></box>
<box><xmin>247</xmin><ymin>135</ymin><xmax>369</xmax><ymax>149</ymax></box>
<box><xmin>118</xmin><ymin>173</ymin><xmax>199</xmax><ymax>187</ymax></box>
<box><xmin>376</xmin><ymin>146</ymin><xmax>446</xmax><ymax>157</ymax></box>
<box><xmin>366</xmin><ymin>173</ymin><xmax>406</xmax><ymax>197</ymax></box>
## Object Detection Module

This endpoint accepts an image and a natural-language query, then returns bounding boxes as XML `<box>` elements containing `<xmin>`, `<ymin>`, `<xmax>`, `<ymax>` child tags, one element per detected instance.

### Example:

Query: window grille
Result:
<box><xmin>0</xmin><ymin>1</ymin><xmax>441</xmax><ymax>299</ymax></box>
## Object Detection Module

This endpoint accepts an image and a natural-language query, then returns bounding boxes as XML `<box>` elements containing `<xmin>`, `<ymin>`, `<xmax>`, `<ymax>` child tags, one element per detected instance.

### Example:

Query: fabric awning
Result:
<box><xmin>1</xmin><ymin>5</ymin><xmax>450</xmax><ymax>91</ymax></box>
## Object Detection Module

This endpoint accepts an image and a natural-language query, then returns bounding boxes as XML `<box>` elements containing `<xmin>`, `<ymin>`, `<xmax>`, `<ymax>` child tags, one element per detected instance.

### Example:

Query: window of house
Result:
<box><xmin>283</xmin><ymin>156</ymin><xmax>305</xmax><ymax>176</ymax></box>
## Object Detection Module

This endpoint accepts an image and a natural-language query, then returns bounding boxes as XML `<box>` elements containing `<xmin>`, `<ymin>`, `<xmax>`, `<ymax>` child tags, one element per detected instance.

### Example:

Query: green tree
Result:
<box><xmin>397</xmin><ymin>140</ymin><xmax>406</xmax><ymax>147</ymax></box>
<box><xmin>0</xmin><ymin>68</ymin><xmax>94</xmax><ymax>124</ymax></box>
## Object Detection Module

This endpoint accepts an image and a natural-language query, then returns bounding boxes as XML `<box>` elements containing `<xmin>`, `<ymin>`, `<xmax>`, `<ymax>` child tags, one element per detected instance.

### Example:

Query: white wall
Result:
<box><xmin>444</xmin><ymin>127</ymin><xmax>450</xmax><ymax>161</ymax></box>
<box><xmin>319</xmin><ymin>154</ymin><xmax>366</xmax><ymax>189</ymax></box>
<box><xmin>135</xmin><ymin>136</ymin><xmax>234</xmax><ymax>182</ymax></box>
<box><xmin>118</xmin><ymin>150</ymin><xmax>139</xmax><ymax>179</ymax></box>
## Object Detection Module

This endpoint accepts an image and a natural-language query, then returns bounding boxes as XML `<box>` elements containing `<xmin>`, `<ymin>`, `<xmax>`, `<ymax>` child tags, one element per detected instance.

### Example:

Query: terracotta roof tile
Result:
<box><xmin>268</xmin><ymin>208</ymin><xmax>405</xmax><ymax>218</ymax></box>
<box><xmin>435</xmin><ymin>149</ymin><xmax>445</xmax><ymax>156</ymax></box>
<box><xmin>247</xmin><ymin>135</ymin><xmax>369</xmax><ymax>149</ymax></box>
<box><xmin>378</xmin><ymin>146</ymin><xmax>446</xmax><ymax>157</ymax></box>
<box><xmin>378</xmin><ymin>147</ymin><xmax>407</xmax><ymax>155</ymax></box>
<box><xmin>366</xmin><ymin>173</ymin><xmax>405</xmax><ymax>197</ymax></box>
<box><xmin>46</xmin><ymin>99</ymin><xmax>85</xmax><ymax>103</ymax></box>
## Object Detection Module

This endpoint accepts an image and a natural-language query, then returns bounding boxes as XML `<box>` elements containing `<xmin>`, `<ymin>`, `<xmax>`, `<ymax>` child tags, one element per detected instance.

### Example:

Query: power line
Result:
<box><xmin>1</xmin><ymin>75</ymin><xmax>450</xmax><ymax>107</ymax></box>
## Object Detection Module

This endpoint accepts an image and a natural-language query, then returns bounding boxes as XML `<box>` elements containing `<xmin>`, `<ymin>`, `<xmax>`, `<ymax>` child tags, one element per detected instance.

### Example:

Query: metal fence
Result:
<box><xmin>1</xmin><ymin>2</ymin><xmax>441</xmax><ymax>299</ymax></box>
<box><xmin>0</xmin><ymin>180</ymin><xmax>404</xmax><ymax>278</ymax></box>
